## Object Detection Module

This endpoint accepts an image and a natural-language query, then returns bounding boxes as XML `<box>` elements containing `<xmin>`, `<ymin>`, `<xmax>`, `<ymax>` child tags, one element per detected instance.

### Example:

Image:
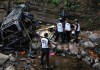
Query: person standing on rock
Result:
<box><xmin>40</xmin><ymin>33</ymin><xmax>51</xmax><ymax>68</ymax></box>
<box><xmin>60</xmin><ymin>9</ymin><xmax>68</xmax><ymax>22</ymax></box>
<box><xmin>55</xmin><ymin>18</ymin><xmax>64</xmax><ymax>43</ymax></box>
<box><xmin>74</xmin><ymin>19</ymin><xmax>80</xmax><ymax>43</ymax></box>
<box><xmin>64</xmin><ymin>19</ymin><xmax>71</xmax><ymax>43</ymax></box>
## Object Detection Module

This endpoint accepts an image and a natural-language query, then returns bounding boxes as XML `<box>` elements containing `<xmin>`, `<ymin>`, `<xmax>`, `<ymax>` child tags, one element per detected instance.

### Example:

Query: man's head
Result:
<box><xmin>44</xmin><ymin>33</ymin><xmax>48</xmax><ymax>37</ymax></box>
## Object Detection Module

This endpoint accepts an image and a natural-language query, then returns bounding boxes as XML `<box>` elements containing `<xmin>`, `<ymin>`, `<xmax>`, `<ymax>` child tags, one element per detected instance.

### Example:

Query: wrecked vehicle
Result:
<box><xmin>0</xmin><ymin>4</ymin><xmax>39</xmax><ymax>51</ymax></box>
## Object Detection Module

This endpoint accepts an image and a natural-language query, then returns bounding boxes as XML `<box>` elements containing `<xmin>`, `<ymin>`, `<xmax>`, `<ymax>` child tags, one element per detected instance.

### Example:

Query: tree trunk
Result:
<box><xmin>7</xmin><ymin>0</ymin><xmax>11</xmax><ymax>15</ymax></box>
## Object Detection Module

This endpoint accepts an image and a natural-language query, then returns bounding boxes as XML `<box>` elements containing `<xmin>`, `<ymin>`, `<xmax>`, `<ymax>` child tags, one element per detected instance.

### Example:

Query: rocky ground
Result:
<box><xmin>0</xmin><ymin>29</ymin><xmax>100</xmax><ymax>70</ymax></box>
<box><xmin>0</xmin><ymin>51</ymin><xmax>96</xmax><ymax>70</ymax></box>
<box><xmin>29</xmin><ymin>55</ymin><xmax>96</xmax><ymax>70</ymax></box>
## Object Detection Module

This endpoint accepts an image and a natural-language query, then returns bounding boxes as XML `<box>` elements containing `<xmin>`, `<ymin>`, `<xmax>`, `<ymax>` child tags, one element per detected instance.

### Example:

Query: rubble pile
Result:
<box><xmin>79</xmin><ymin>31</ymin><xmax>100</xmax><ymax>69</ymax></box>
<box><xmin>64</xmin><ymin>31</ymin><xmax>100</xmax><ymax>69</ymax></box>
<box><xmin>80</xmin><ymin>31</ymin><xmax>100</xmax><ymax>47</ymax></box>
<box><xmin>0</xmin><ymin>25</ymin><xmax>100</xmax><ymax>70</ymax></box>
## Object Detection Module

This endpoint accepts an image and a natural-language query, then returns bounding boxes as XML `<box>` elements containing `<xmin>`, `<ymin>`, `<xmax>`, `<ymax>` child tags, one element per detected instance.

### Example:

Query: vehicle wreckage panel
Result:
<box><xmin>0</xmin><ymin>4</ymin><xmax>34</xmax><ymax>49</ymax></box>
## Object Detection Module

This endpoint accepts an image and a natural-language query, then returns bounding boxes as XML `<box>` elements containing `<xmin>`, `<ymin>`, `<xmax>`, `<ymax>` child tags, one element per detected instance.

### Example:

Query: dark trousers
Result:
<box><xmin>65</xmin><ymin>31</ymin><xmax>71</xmax><ymax>43</ymax></box>
<box><xmin>41</xmin><ymin>48</ymin><xmax>49</xmax><ymax>66</ymax></box>
<box><xmin>75</xmin><ymin>31</ymin><xmax>80</xmax><ymax>43</ymax></box>
<box><xmin>55</xmin><ymin>31</ymin><xmax>64</xmax><ymax>43</ymax></box>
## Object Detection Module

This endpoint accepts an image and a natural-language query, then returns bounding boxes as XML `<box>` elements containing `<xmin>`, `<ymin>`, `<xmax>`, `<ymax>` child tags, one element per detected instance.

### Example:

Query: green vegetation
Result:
<box><xmin>51</xmin><ymin>0</ymin><xmax>79</xmax><ymax>11</ymax></box>
<box><xmin>64</xmin><ymin>1</ymin><xmax>79</xmax><ymax>11</ymax></box>
<box><xmin>0</xmin><ymin>0</ymin><xmax>99</xmax><ymax>30</ymax></box>
<box><xmin>51</xmin><ymin>0</ymin><xmax>61</xmax><ymax>6</ymax></box>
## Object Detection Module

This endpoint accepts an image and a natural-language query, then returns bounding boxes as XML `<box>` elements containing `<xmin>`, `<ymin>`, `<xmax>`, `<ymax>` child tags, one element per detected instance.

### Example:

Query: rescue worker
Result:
<box><xmin>70</xmin><ymin>22</ymin><xmax>77</xmax><ymax>41</ymax></box>
<box><xmin>60</xmin><ymin>9</ymin><xmax>68</xmax><ymax>22</ymax></box>
<box><xmin>55</xmin><ymin>18</ymin><xmax>64</xmax><ymax>43</ymax></box>
<box><xmin>64</xmin><ymin>19</ymin><xmax>71</xmax><ymax>43</ymax></box>
<box><xmin>40</xmin><ymin>33</ymin><xmax>51</xmax><ymax>68</ymax></box>
<box><xmin>74</xmin><ymin>19</ymin><xmax>80</xmax><ymax>43</ymax></box>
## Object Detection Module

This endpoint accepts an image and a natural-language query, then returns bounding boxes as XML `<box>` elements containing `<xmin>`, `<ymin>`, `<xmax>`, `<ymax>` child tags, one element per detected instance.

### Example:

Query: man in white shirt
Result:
<box><xmin>40</xmin><ymin>33</ymin><xmax>51</xmax><ymax>68</ymax></box>
<box><xmin>55</xmin><ymin>19</ymin><xmax>64</xmax><ymax>43</ymax></box>
<box><xmin>64</xmin><ymin>19</ymin><xmax>71</xmax><ymax>43</ymax></box>
<box><xmin>74</xmin><ymin>19</ymin><xmax>80</xmax><ymax>43</ymax></box>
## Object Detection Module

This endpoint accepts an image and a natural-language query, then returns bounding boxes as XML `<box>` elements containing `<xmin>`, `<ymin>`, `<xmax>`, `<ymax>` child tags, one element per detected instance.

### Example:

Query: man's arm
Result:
<box><xmin>48</xmin><ymin>40</ymin><xmax>52</xmax><ymax>48</ymax></box>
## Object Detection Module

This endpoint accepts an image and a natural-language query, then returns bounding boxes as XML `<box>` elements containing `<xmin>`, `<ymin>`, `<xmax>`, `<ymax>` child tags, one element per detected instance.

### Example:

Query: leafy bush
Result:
<box><xmin>64</xmin><ymin>1</ymin><xmax>79</xmax><ymax>11</ymax></box>
<box><xmin>51</xmin><ymin>0</ymin><xmax>61</xmax><ymax>6</ymax></box>
<box><xmin>51</xmin><ymin>0</ymin><xmax>79</xmax><ymax>10</ymax></box>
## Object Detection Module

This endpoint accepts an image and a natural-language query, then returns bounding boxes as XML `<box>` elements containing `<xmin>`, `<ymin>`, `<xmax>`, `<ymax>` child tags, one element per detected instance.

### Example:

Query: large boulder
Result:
<box><xmin>93</xmin><ymin>63</ymin><xmax>100</xmax><ymax>69</ymax></box>
<box><xmin>0</xmin><ymin>53</ymin><xmax>9</xmax><ymax>65</ymax></box>
<box><xmin>89</xmin><ymin>33</ymin><xmax>98</xmax><ymax>40</ymax></box>
<box><xmin>88</xmin><ymin>33</ymin><xmax>100</xmax><ymax>45</ymax></box>
<box><xmin>83</xmin><ymin>41</ymin><xmax>94</xmax><ymax>48</ymax></box>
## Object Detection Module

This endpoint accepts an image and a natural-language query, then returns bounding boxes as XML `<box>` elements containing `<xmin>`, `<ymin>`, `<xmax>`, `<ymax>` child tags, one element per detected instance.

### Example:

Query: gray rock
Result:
<box><xmin>86</xmin><ymin>31</ymin><xmax>92</xmax><ymax>36</ymax></box>
<box><xmin>88</xmin><ymin>33</ymin><xmax>100</xmax><ymax>44</ymax></box>
<box><xmin>70</xmin><ymin>39</ymin><xmax>75</xmax><ymax>43</ymax></box>
<box><xmin>93</xmin><ymin>63</ymin><xmax>100</xmax><ymax>69</ymax></box>
<box><xmin>83</xmin><ymin>41</ymin><xmax>94</xmax><ymax>48</ymax></box>
<box><xmin>69</xmin><ymin>43</ymin><xmax>78</xmax><ymax>55</ymax></box>
<box><xmin>5</xmin><ymin>65</ymin><xmax>15</xmax><ymax>70</ymax></box>
<box><xmin>81</xmin><ymin>50</ymin><xmax>87</xmax><ymax>56</ymax></box>
<box><xmin>9</xmin><ymin>54</ymin><xmax>16</xmax><ymax>61</ymax></box>
<box><xmin>82</xmin><ymin>56</ymin><xmax>91</xmax><ymax>65</ymax></box>
<box><xmin>89</xmin><ymin>33</ymin><xmax>98</xmax><ymax>40</ymax></box>
<box><xmin>79</xmin><ymin>39</ymin><xmax>85</xmax><ymax>46</ymax></box>
<box><xmin>0</xmin><ymin>53</ymin><xmax>9</xmax><ymax>65</ymax></box>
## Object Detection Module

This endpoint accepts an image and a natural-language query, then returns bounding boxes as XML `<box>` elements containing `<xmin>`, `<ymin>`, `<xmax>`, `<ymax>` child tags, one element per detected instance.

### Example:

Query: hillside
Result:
<box><xmin>0</xmin><ymin>0</ymin><xmax>100</xmax><ymax>30</ymax></box>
